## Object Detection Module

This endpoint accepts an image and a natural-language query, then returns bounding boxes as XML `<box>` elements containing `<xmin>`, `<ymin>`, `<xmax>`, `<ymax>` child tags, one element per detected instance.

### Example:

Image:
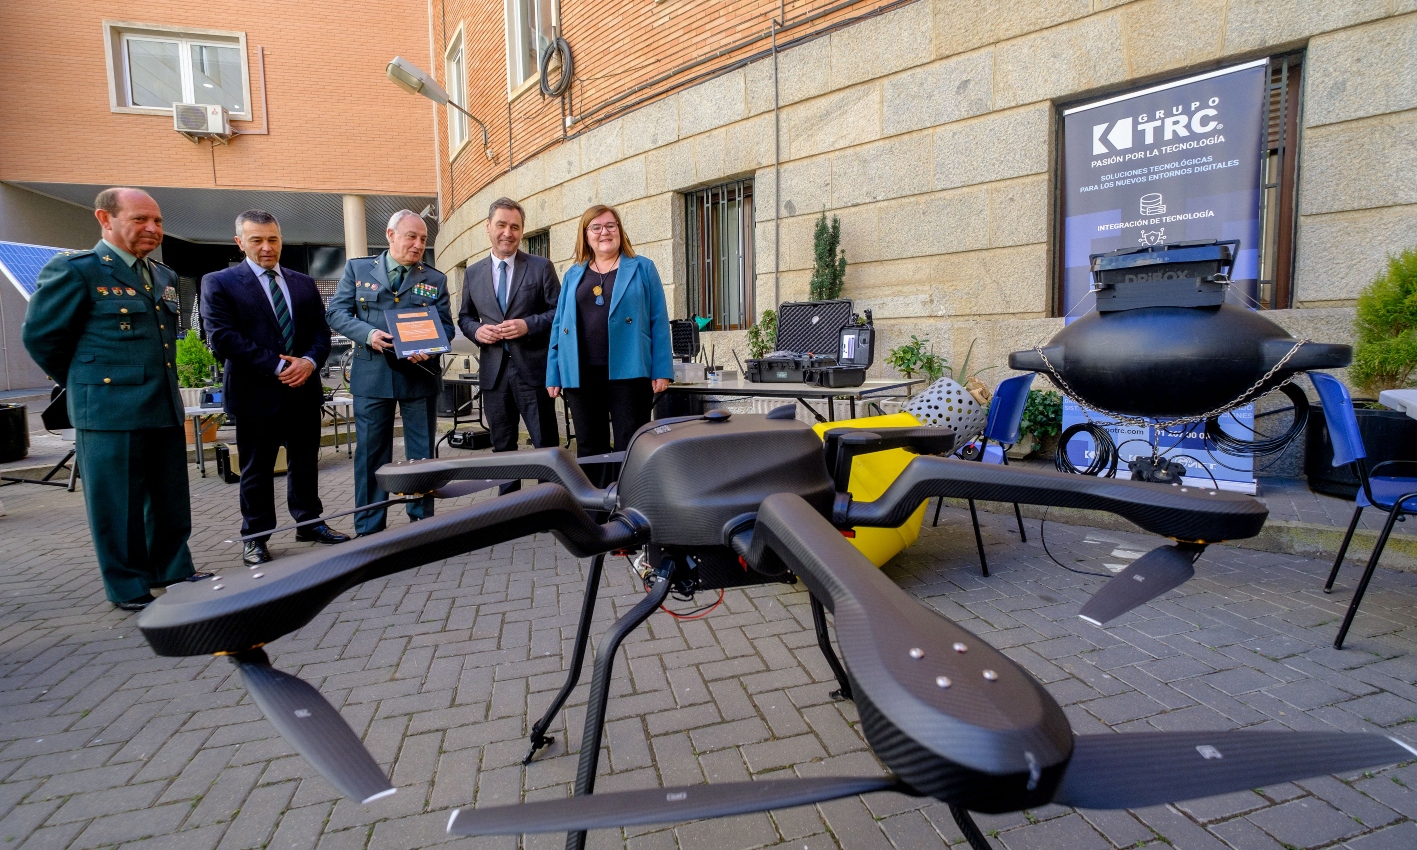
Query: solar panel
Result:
<box><xmin>0</xmin><ymin>240</ymin><xmax>69</xmax><ymax>300</ymax></box>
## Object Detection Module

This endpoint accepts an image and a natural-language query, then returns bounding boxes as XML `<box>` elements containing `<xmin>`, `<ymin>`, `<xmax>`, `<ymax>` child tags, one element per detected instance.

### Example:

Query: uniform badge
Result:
<box><xmin>370</xmin><ymin>283</ymin><xmax>379</xmax><ymax>291</ymax></box>
<box><xmin>125</xmin><ymin>287</ymin><xmax>137</xmax><ymax>296</ymax></box>
<box><xmin>162</xmin><ymin>285</ymin><xmax>179</xmax><ymax>302</ymax></box>
<box><xmin>97</xmin><ymin>286</ymin><xmax>109</xmax><ymax>296</ymax></box>
<box><xmin>102</xmin><ymin>255</ymin><xmax>113</xmax><ymax>262</ymax></box>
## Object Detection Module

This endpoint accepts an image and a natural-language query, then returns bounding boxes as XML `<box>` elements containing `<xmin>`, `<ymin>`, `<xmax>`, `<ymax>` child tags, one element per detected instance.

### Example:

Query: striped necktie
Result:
<box><xmin>266</xmin><ymin>269</ymin><xmax>295</xmax><ymax>353</ymax></box>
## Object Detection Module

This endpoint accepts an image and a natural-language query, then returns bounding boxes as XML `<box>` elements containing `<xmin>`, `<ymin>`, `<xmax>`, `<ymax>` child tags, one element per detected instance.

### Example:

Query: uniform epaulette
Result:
<box><xmin>351</xmin><ymin>255</ymin><xmax>379</xmax><ymax>261</ymax></box>
<box><xmin>62</xmin><ymin>249</ymin><xmax>95</xmax><ymax>258</ymax></box>
<box><xmin>150</xmin><ymin>259</ymin><xmax>174</xmax><ymax>269</ymax></box>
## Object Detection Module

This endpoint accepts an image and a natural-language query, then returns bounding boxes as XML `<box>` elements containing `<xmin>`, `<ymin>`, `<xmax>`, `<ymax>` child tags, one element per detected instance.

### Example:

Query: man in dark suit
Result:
<box><xmin>201</xmin><ymin>210</ymin><xmax>350</xmax><ymax>565</ymax></box>
<box><xmin>22</xmin><ymin>188</ymin><xmax>211</xmax><ymax>611</ymax></box>
<box><xmin>326</xmin><ymin>210</ymin><xmax>455</xmax><ymax>536</ymax></box>
<box><xmin>459</xmin><ymin>198</ymin><xmax>560</xmax><ymax>452</ymax></box>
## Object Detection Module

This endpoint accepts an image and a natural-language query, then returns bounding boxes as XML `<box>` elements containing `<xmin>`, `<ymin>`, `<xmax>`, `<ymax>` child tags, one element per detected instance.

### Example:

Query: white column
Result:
<box><xmin>342</xmin><ymin>194</ymin><xmax>367</xmax><ymax>259</ymax></box>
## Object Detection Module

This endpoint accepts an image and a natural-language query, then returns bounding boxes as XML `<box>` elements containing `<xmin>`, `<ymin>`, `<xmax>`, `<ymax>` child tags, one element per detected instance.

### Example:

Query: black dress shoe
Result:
<box><xmin>295</xmin><ymin>522</ymin><xmax>350</xmax><ymax>545</ymax></box>
<box><xmin>114</xmin><ymin>594</ymin><xmax>155</xmax><ymax>612</ymax></box>
<box><xmin>243</xmin><ymin>541</ymin><xmax>273</xmax><ymax>566</ymax></box>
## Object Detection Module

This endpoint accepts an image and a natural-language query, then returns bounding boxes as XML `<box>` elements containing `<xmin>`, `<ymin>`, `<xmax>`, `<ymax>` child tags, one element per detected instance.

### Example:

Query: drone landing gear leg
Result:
<box><xmin>949</xmin><ymin>806</ymin><xmax>993</xmax><ymax>850</ymax></box>
<box><xmin>565</xmin><ymin>574</ymin><xmax>672</xmax><ymax>850</ymax></box>
<box><xmin>525</xmin><ymin>553</ymin><xmax>607</xmax><ymax>765</ymax></box>
<box><xmin>810</xmin><ymin>595</ymin><xmax>853</xmax><ymax>701</ymax></box>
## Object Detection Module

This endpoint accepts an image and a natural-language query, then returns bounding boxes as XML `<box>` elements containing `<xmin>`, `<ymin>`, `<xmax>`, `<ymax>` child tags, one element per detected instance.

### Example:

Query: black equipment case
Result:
<box><xmin>1090</xmin><ymin>240</ymin><xmax>1236</xmax><ymax>312</ymax></box>
<box><xmin>746</xmin><ymin>299</ymin><xmax>853</xmax><ymax>383</ymax></box>
<box><xmin>802</xmin><ymin>366</ymin><xmax>866</xmax><ymax>388</ymax></box>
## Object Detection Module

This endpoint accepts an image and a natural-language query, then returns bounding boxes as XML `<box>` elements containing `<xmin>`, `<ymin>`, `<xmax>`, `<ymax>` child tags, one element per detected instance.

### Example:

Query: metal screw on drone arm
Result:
<box><xmin>525</xmin><ymin>552</ymin><xmax>607</xmax><ymax>764</ymax></box>
<box><xmin>566</xmin><ymin>570</ymin><xmax>673</xmax><ymax>850</ymax></box>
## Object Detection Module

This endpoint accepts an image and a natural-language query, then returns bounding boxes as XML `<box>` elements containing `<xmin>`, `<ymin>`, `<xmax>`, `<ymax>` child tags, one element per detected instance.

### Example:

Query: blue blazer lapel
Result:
<box><xmin>606</xmin><ymin>254</ymin><xmax>634</xmax><ymax>315</ymax></box>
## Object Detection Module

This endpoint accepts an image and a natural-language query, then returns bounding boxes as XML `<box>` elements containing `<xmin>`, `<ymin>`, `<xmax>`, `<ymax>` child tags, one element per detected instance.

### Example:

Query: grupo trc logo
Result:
<box><xmin>1093</xmin><ymin>97</ymin><xmax>1224</xmax><ymax>155</ymax></box>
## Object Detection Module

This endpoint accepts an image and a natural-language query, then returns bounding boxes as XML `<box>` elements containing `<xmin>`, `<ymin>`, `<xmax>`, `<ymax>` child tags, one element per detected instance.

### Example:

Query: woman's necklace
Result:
<box><xmin>589</xmin><ymin>257</ymin><xmax>618</xmax><ymax>306</ymax></box>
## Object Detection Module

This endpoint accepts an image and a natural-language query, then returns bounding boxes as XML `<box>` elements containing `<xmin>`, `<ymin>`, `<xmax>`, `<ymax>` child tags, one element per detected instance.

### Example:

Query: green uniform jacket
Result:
<box><xmin>325</xmin><ymin>254</ymin><xmax>455</xmax><ymax>400</ymax></box>
<box><xmin>22</xmin><ymin>242</ymin><xmax>184</xmax><ymax>430</ymax></box>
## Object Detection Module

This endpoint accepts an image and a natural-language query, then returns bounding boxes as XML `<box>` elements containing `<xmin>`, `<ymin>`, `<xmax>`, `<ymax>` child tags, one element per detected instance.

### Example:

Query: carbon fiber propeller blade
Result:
<box><xmin>447</xmin><ymin>776</ymin><xmax>902</xmax><ymax>835</ymax></box>
<box><xmin>1078</xmin><ymin>544</ymin><xmax>1199</xmax><ymax>625</ymax></box>
<box><xmin>231</xmin><ymin>649</ymin><xmax>395</xmax><ymax>804</ymax></box>
<box><xmin>1054</xmin><ymin>732</ymin><xmax>1416</xmax><ymax>810</ymax></box>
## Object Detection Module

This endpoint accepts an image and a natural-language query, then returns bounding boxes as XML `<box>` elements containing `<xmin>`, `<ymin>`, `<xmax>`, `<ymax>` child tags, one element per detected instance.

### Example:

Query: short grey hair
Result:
<box><xmin>235</xmin><ymin>209</ymin><xmax>280</xmax><ymax>236</ymax></box>
<box><xmin>94</xmin><ymin>187</ymin><xmax>150</xmax><ymax>216</ymax></box>
<box><xmin>387</xmin><ymin>209</ymin><xmax>422</xmax><ymax>232</ymax></box>
<box><xmin>488</xmin><ymin>197</ymin><xmax>525</xmax><ymax>224</ymax></box>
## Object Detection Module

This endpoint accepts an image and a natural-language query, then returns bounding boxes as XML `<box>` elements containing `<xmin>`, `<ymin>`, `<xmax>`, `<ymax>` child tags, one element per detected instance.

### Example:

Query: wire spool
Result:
<box><xmin>1055</xmin><ymin>422</ymin><xmax>1120</xmax><ymax>478</ymax></box>
<box><xmin>539</xmin><ymin>36</ymin><xmax>573</xmax><ymax>98</ymax></box>
<box><xmin>1204</xmin><ymin>382</ymin><xmax>1309</xmax><ymax>458</ymax></box>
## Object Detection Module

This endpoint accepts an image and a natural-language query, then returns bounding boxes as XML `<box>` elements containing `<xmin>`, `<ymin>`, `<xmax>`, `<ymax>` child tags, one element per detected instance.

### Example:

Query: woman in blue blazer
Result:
<box><xmin>547</xmin><ymin>204</ymin><xmax>673</xmax><ymax>458</ymax></box>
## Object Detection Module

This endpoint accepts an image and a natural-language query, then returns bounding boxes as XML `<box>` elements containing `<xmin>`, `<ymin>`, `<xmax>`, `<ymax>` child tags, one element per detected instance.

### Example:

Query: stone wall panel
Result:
<box><xmin>1305</xmin><ymin>15</ymin><xmax>1417</xmax><ymax>128</ymax></box>
<box><xmin>993</xmin><ymin>12</ymin><xmax>1129</xmax><ymax>110</ymax></box>
<box><xmin>882</xmin><ymin>49</ymin><xmax>994</xmax><ymax>137</ymax></box>
<box><xmin>830</xmin><ymin>133</ymin><xmax>933</xmax><ymax>208</ymax></box>
<box><xmin>932</xmin><ymin>105</ymin><xmax>1050</xmax><ymax>191</ymax></box>
<box><xmin>1300</xmin><ymin>114</ymin><xmax>1417</xmax><ymax>215</ymax></box>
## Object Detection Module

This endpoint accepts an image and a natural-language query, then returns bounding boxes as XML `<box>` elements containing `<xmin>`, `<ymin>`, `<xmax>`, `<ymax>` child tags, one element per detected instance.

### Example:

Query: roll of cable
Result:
<box><xmin>1055</xmin><ymin>422</ymin><xmax>1120</xmax><ymax>478</ymax></box>
<box><xmin>1205</xmin><ymin>382</ymin><xmax>1309</xmax><ymax>457</ymax></box>
<box><xmin>539</xmin><ymin>36</ymin><xmax>573</xmax><ymax>98</ymax></box>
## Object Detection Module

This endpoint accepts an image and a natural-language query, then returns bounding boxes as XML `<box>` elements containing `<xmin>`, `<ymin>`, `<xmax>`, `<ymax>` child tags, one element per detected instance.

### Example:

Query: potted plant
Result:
<box><xmin>1016</xmin><ymin>389</ymin><xmax>1063</xmax><ymax>459</ymax></box>
<box><xmin>809</xmin><ymin>212</ymin><xmax>846</xmax><ymax>302</ymax></box>
<box><xmin>176</xmin><ymin>330</ymin><xmax>221</xmax><ymax>443</ymax></box>
<box><xmin>885</xmin><ymin>335</ymin><xmax>947</xmax><ymax>386</ymax></box>
<box><xmin>1306</xmin><ymin>246</ymin><xmax>1417</xmax><ymax>497</ymax></box>
<box><xmin>745</xmin><ymin>309</ymin><xmax>778</xmax><ymax>360</ymax></box>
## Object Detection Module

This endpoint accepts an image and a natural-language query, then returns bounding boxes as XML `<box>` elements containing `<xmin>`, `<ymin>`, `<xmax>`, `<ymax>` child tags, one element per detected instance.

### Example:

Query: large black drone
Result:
<box><xmin>137</xmin><ymin>410</ymin><xmax>1411</xmax><ymax>849</ymax></box>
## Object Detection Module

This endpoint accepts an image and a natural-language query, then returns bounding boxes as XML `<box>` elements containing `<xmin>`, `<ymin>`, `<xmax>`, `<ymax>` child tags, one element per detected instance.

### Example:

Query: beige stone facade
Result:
<box><xmin>435</xmin><ymin>0</ymin><xmax>1417</xmax><ymax>378</ymax></box>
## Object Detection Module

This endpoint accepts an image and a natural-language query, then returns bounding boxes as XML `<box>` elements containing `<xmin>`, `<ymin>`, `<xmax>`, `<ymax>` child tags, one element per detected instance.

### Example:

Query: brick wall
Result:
<box><xmin>0</xmin><ymin>0</ymin><xmax>436</xmax><ymax>196</ymax></box>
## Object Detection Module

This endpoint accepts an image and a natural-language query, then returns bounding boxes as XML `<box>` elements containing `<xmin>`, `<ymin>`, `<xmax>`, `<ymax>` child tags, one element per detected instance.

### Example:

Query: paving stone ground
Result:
<box><xmin>4</xmin><ymin>442</ymin><xmax>1417</xmax><ymax>850</ymax></box>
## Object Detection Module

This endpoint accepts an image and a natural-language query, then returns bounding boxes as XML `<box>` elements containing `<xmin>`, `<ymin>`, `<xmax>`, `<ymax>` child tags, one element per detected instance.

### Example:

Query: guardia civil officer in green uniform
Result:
<box><xmin>326</xmin><ymin>209</ymin><xmax>455</xmax><ymax>535</ymax></box>
<box><xmin>22</xmin><ymin>188</ymin><xmax>212</xmax><ymax>611</ymax></box>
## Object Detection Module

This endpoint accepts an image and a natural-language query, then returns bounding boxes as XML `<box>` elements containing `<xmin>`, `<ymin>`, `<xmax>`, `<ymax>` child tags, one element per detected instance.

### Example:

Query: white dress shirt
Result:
<box><xmin>491</xmin><ymin>251</ymin><xmax>516</xmax><ymax>309</ymax></box>
<box><xmin>245</xmin><ymin>258</ymin><xmax>315</xmax><ymax>374</ymax></box>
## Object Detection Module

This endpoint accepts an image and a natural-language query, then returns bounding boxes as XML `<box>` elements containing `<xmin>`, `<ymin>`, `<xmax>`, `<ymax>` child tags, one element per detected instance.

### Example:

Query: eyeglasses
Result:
<box><xmin>587</xmin><ymin>223</ymin><xmax>619</xmax><ymax>234</ymax></box>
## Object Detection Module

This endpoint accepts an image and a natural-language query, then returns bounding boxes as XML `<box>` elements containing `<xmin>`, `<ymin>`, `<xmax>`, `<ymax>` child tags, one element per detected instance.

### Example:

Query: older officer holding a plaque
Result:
<box><xmin>326</xmin><ymin>210</ymin><xmax>455</xmax><ymax>536</ymax></box>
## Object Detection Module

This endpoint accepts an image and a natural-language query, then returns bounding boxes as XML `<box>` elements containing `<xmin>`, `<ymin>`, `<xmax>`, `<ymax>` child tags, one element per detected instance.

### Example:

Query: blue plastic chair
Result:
<box><xmin>933</xmin><ymin>373</ymin><xmax>1035</xmax><ymax>576</ymax></box>
<box><xmin>1310</xmin><ymin>372</ymin><xmax>1417</xmax><ymax>649</ymax></box>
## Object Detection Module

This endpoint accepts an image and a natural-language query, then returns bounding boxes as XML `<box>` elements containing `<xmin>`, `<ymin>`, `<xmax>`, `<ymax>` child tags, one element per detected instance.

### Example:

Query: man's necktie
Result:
<box><xmin>390</xmin><ymin>264</ymin><xmax>407</xmax><ymax>290</ymax></box>
<box><xmin>133</xmin><ymin>259</ymin><xmax>152</xmax><ymax>290</ymax></box>
<box><xmin>496</xmin><ymin>260</ymin><xmax>509</xmax><ymax>313</ymax></box>
<box><xmin>266</xmin><ymin>269</ymin><xmax>295</xmax><ymax>353</ymax></box>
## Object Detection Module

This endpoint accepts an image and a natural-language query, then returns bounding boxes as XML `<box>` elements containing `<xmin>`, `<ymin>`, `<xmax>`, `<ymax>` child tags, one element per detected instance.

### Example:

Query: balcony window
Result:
<box><xmin>506</xmin><ymin>0</ymin><xmax>554</xmax><ymax>93</ymax></box>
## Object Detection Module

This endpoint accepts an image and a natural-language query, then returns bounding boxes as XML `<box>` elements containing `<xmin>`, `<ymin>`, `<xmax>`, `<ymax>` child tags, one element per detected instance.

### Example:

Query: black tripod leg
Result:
<box><xmin>950</xmin><ymin>806</ymin><xmax>993</xmax><ymax>850</ymax></box>
<box><xmin>525</xmin><ymin>553</ymin><xmax>607</xmax><ymax>764</ymax></box>
<box><xmin>810</xmin><ymin>594</ymin><xmax>853</xmax><ymax>701</ymax></box>
<box><xmin>565</xmin><ymin>574</ymin><xmax>671</xmax><ymax>850</ymax></box>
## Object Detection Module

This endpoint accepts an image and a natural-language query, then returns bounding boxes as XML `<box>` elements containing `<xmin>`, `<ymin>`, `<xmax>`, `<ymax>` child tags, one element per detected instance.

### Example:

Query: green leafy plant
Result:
<box><xmin>808</xmin><ymin>211</ymin><xmax>846</xmax><ymax>301</ymax></box>
<box><xmin>175</xmin><ymin>329</ymin><xmax>217</xmax><ymax>389</ymax></box>
<box><xmin>886</xmin><ymin>335</ymin><xmax>948</xmax><ymax>383</ymax></box>
<box><xmin>745</xmin><ymin>309</ymin><xmax>778</xmax><ymax>360</ymax></box>
<box><xmin>1020</xmin><ymin>389</ymin><xmax>1063</xmax><ymax>439</ymax></box>
<box><xmin>1351</xmin><ymin>245</ymin><xmax>1417</xmax><ymax>394</ymax></box>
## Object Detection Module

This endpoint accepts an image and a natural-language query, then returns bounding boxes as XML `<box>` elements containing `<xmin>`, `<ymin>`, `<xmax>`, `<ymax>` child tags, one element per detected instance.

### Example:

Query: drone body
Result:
<box><xmin>1008</xmin><ymin>303</ymin><xmax>1350</xmax><ymax>418</ymax></box>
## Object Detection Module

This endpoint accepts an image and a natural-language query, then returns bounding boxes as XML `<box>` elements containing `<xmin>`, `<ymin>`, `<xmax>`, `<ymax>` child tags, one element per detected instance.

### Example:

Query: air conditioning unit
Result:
<box><xmin>173</xmin><ymin>103</ymin><xmax>232</xmax><ymax>144</ymax></box>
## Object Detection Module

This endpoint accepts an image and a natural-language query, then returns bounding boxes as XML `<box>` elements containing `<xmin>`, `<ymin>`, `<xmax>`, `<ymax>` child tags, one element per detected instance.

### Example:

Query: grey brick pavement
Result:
<box><xmin>3</xmin><ymin>445</ymin><xmax>1417</xmax><ymax>849</ymax></box>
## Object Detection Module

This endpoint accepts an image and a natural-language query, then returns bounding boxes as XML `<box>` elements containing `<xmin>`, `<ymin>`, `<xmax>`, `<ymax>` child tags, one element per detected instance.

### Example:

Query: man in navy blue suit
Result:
<box><xmin>201</xmin><ymin>209</ymin><xmax>349</xmax><ymax>566</ymax></box>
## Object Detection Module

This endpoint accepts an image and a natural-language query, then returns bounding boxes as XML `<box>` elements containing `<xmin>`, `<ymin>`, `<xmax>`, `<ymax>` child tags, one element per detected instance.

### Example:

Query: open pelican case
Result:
<box><xmin>747</xmin><ymin>299</ymin><xmax>871</xmax><ymax>387</ymax></box>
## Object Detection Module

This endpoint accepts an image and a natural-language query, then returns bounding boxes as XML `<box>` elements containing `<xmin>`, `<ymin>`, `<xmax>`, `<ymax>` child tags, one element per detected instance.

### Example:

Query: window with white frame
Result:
<box><xmin>505</xmin><ymin>0</ymin><xmax>554</xmax><ymax>93</ymax></box>
<box><xmin>445</xmin><ymin>30</ymin><xmax>469</xmax><ymax>151</ymax></box>
<box><xmin>105</xmin><ymin>22</ymin><xmax>250</xmax><ymax>118</ymax></box>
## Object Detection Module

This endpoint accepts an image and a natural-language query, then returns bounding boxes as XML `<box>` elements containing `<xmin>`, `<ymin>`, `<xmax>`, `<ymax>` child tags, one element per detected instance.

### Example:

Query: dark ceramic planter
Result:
<box><xmin>1305</xmin><ymin>404</ymin><xmax>1417</xmax><ymax>499</ymax></box>
<box><xmin>0</xmin><ymin>403</ymin><xmax>28</xmax><ymax>463</ymax></box>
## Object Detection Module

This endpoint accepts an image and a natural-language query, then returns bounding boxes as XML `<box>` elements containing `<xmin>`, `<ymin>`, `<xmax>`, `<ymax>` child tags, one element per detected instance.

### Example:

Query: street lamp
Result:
<box><xmin>386</xmin><ymin>56</ymin><xmax>495</xmax><ymax>162</ymax></box>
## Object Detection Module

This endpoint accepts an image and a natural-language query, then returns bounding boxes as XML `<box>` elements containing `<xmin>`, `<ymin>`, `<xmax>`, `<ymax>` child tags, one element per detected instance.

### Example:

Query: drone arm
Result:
<box><xmin>842</xmin><ymin>456</ymin><xmax>1267</xmax><ymax>543</ymax></box>
<box><xmin>374</xmin><ymin>448</ymin><xmax>611</xmax><ymax>511</ymax></box>
<box><xmin>822</xmin><ymin>427</ymin><xmax>958</xmax><ymax>491</ymax></box>
<box><xmin>139</xmin><ymin>483</ymin><xmax>646</xmax><ymax>657</ymax></box>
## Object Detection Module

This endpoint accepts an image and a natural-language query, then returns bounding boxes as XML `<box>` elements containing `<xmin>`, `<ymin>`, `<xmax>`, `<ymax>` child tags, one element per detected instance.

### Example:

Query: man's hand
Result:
<box><xmin>407</xmin><ymin>352</ymin><xmax>431</xmax><ymax>364</ymax></box>
<box><xmin>474</xmin><ymin>324</ymin><xmax>502</xmax><ymax>345</ymax></box>
<box><xmin>547</xmin><ymin>386</ymin><xmax>560</xmax><ymax>399</ymax></box>
<box><xmin>495</xmin><ymin>318</ymin><xmax>529</xmax><ymax>340</ymax></box>
<box><xmin>278</xmin><ymin>355</ymin><xmax>315</xmax><ymax>388</ymax></box>
<box><xmin>652</xmin><ymin>378</ymin><xmax>670</xmax><ymax>394</ymax></box>
<box><xmin>369</xmin><ymin>330</ymin><xmax>394</xmax><ymax>352</ymax></box>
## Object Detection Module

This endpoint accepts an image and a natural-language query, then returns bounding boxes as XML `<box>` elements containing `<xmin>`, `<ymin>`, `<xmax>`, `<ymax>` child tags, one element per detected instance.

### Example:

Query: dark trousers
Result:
<box><xmin>235</xmin><ymin>400</ymin><xmax>324</xmax><ymax>543</ymax></box>
<box><xmin>484</xmin><ymin>364</ymin><xmax>560</xmax><ymax>452</ymax></box>
<box><xmin>75</xmin><ymin>427</ymin><xmax>195</xmax><ymax>603</ymax></box>
<box><xmin>563</xmin><ymin>365</ymin><xmax>653</xmax><ymax>457</ymax></box>
<box><xmin>353</xmin><ymin>394</ymin><xmax>437</xmax><ymax>534</ymax></box>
